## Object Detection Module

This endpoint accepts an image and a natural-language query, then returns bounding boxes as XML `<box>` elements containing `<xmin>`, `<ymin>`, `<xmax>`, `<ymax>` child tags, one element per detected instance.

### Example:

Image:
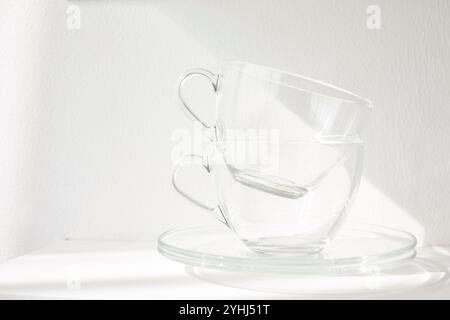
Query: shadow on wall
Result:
<box><xmin>152</xmin><ymin>0</ymin><xmax>450</xmax><ymax>245</ymax></box>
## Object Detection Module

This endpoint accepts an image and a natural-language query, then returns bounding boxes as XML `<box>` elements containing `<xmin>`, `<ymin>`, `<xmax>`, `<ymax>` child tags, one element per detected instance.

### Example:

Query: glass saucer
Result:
<box><xmin>186</xmin><ymin>258</ymin><xmax>447</xmax><ymax>296</ymax></box>
<box><xmin>158</xmin><ymin>223</ymin><xmax>417</xmax><ymax>275</ymax></box>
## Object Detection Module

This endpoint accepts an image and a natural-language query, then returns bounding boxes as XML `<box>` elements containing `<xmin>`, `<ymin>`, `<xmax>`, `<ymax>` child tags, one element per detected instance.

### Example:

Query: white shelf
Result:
<box><xmin>0</xmin><ymin>240</ymin><xmax>449</xmax><ymax>299</ymax></box>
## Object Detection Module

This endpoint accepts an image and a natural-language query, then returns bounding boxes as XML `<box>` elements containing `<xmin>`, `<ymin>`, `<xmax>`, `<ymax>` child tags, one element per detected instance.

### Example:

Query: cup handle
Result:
<box><xmin>172</xmin><ymin>154</ymin><xmax>229</xmax><ymax>226</ymax></box>
<box><xmin>177</xmin><ymin>68</ymin><xmax>219</xmax><ymax>129</ymax></box>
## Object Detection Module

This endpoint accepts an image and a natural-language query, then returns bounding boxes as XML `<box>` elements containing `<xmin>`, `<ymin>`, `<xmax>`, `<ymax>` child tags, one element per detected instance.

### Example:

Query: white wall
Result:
<box><xmin>1</xmin><ymin>0</ymin><xmax>449</xmax><ymax>261</ymax></box>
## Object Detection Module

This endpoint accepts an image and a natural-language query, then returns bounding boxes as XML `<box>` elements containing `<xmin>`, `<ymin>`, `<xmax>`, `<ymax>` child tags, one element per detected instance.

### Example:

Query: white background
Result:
<box><xmin>1</xmin><ymin>0</ymin><xmax>449</xmax><ymax>262</ymax></box>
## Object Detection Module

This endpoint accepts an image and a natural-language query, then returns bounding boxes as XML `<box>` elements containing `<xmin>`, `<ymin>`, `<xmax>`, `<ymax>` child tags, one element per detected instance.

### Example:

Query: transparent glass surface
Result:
<box><xmin>175</xmin><ymin>61</ymin><xmax>373</xmax><ymax>255</ymax></box>
<box><xmin>215</xmin><ymin>62</ymin><xmax>372</xmax><ymax>142</ymax></box>
<box><xmin>210</xmin><ymin>141</ymin><xmax>363</xmax><ymax>255</ymax></box>
<box><xmin>158</xmin><ymin>223</ymin><xmax>417</xmax><ymax>275</ymax></box>
<box><xmin>187</xmin><ymin>258</ymin><xmax>447</xmax><ymax>296</ymax></box>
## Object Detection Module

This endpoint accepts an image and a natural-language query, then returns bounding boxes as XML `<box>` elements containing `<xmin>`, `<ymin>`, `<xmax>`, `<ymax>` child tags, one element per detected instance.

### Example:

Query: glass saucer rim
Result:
<box><xmin>158</xmin><ymin>223</ymin><xmax>417</xmax><ymax>273</ymax></box>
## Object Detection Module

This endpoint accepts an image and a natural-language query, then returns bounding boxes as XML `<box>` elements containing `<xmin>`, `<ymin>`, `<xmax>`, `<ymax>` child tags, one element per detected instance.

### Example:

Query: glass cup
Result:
<box><xmin>173</xmin><ymin>61</ymin><xmax>372</xmax><ymax>256</ymax></box>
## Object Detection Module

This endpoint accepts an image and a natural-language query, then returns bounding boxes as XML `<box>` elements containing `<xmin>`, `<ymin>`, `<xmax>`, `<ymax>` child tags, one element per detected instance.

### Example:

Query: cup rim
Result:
<box><xmin>222</xmin><ymin>61</ymin><xmax>374</xmax><ymax>109</ymax></box>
